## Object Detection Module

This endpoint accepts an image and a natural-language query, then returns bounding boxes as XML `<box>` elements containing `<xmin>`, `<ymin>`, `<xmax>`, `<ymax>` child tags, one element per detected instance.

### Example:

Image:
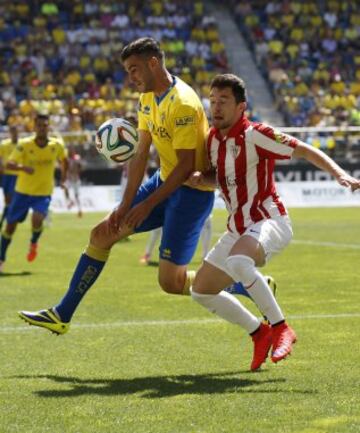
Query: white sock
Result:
<box><xmin>246</xmin><ymin>273</ymin><xmax>284</xmax><ymax>324</ymax></box>
<box><xmin>145</xmin><ymin>227</ymin><xmax>162</xmax><ymax>257</ymax></box>
<box><xmin>226</xmin><ymin>255</ymin><xmax>284</xmax><ymax>325</ymax></box>
<box><xmin>191</xmin><ymin>289</ymin><xmax>260</xmax><ymax>334</ymax></box>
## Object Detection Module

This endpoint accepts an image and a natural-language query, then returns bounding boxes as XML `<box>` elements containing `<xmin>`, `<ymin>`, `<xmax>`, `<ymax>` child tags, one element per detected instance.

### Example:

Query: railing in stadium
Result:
<box><xmin>1</xmin><ymin>126</ymin><xmax>360</xmax><ymax>163</ymax></box>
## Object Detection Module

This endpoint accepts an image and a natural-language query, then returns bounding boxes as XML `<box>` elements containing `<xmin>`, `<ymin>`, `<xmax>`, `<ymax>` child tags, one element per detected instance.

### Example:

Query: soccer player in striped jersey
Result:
<box><xmin>190</xmin><ymin>73</ymin><xmax>360</xmax><ymax>370</ymax></box>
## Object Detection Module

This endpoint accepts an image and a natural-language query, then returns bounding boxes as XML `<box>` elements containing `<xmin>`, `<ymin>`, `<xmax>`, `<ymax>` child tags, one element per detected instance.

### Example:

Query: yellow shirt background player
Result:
<box><xmin>0</xmin><ymin>114</ymin><xmax>68</xmax><ymax>271</ymax></box>
<box><xmin>9</xmin><ymin>134</ymin><xmax>67</xmax><ymax>196</ymax></box>
<box><xmin>138</xmin><ymin>76</ymin><xmax>212</xmax><ymax>191</ymax></box>
<box><xmin>0</xmin><ymin>138</ymin><xmax>18</xmax><ymax>176</ymax></box>
<box><xmin>0</xmin><ymin>125</ymin><xmax>19</xmax><ymax>230</ymax></box>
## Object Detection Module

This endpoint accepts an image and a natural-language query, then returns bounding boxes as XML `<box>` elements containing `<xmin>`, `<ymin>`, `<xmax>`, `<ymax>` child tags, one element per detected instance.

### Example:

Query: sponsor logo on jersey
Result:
<box><xmin>230</xmin><ymin>144</ymin><xmax>241</xmax><ymax>159</ymax></box>
<box><xmin>147</xmin><ymin>121</ymin><xmax>171</xmax><ymax>139</ymax></box>
<box><xmin>226</xmin><ymin>175</ymin><xmax>237</xmax><ymax>186</ymax></box>
<box><xmin>175</xmin><ymin>116</ymin><xmax>194</xmax><ymax>126</ymax></box>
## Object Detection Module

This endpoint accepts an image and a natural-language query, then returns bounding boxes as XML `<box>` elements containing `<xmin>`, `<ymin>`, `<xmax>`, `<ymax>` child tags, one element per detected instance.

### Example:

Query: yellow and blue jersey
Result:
<box><xmin>138</xmin><ymin>76</ymin><xmax>212</xmax><ymax>192</ymax></box>
<box><xmin>8</xmin><ymin>135</ymin><xmax>67</xmax><ymax>196</ymax></box>
<box><xmin>0</xmin><ymin>138</ymin><xmax>18</xmax><ymax>176</ymax></box>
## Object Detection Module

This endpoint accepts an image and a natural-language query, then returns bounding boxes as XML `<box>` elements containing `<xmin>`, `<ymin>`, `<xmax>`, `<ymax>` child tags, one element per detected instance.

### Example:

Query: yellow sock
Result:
<box><xmin>85</xmin><ymin>244</ymin><xmax>110</xmax><ymax>262</ymax></box>
<box><xmin>182</xmin><ymin>270</ymin><xmax>196</xmax><ymax>295</ymax></box>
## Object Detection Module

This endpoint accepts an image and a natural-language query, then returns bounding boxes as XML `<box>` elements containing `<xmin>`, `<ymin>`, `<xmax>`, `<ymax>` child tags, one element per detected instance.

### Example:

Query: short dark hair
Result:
<box><xmin>210</xmin><ymin>74</ymin><xmax>247</xmax><ymax>103</ymax></box>
<box><xmin>121</xmin><ymin>37</ymin><xmax>164</xmax><ymax>63</ymax></box>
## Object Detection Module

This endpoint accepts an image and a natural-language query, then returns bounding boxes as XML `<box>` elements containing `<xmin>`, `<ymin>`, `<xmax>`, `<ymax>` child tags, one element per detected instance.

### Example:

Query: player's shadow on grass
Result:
<box><xmin>0</xmin><ymin>271</ymin><xmax>32</xmax><ymax>278</ymax></box>
<box><xmin>15</xmin><ymin>372</ymin><xmax>315</xmax><ymax>398</ymax></box>
<box><xmin>146</xmin><ymin>260</ymin><xmax>159</xmax><ymax>267</ymax></box>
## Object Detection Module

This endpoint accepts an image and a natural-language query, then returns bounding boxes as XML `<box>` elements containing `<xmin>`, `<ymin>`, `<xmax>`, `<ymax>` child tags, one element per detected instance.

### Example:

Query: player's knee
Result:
<box><xmin>5</xmin><ymin>223</ymin><xmax>16</xmax><ymax>236</ymax></box>
<box><xmin>225</xmin><ymin>254</ymin><xmax>256</xmax><ymax>288</ymax></box>
<box><xmin>158</xmin><ymin>273</ymin><xmax>183</xmax><ymax>295</ymax></box>
<box><xmin>90</xmin><ymin>222</ymin><xmax>113</xmax><ymax>249</ymax></box>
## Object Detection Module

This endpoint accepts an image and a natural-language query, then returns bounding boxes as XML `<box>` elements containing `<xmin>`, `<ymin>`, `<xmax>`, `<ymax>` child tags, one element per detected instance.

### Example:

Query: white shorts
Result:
<box><xmin>205</xmin><ymin>215</ymin><xmax>293</xmax><ymax>273</ymax></box>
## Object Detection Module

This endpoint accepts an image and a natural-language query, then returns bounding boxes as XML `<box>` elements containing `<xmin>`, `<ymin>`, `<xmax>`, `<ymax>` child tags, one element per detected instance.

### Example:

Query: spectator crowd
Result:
<box><xmin>231</xmin><ymin>0</ymin><xmax>360</xmax><ymax>128</ymax></box>
<box><xmin>0</xmin><ymin>0</ymin><xmax>228</xmax><ymax>136</ymax></box>
<box><xmin>1</xmin><ymin>0</ymin><xmax>359</xmax><ymax>162</ymax></box>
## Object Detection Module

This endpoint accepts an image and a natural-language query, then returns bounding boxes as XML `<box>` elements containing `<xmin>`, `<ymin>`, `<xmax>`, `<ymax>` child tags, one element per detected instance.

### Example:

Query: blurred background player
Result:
<box><xmin>65</xmin><ymin>145</ymin><xmax>83</xmax><ymax>217</ymax></box>
<box><xmin>0</xmin><ymin>126</ymin><xmax>19</xmax><ymax>230</ymax></box>
<box><xmin>0</xmin><ymin>113</ymin><xmax>68</xmax><ymax>272</ymax></box>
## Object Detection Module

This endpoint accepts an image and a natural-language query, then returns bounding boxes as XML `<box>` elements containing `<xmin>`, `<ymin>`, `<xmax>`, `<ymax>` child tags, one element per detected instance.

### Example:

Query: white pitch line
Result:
<box><xmin>292</xmin><ymin>240</ymin><xmax>360</xmax><ymax>249</ymax></box>
<box><xmin>1</xmin><ymin>312</ymin><xmax>360</xmax><ymax>334</ymax></box>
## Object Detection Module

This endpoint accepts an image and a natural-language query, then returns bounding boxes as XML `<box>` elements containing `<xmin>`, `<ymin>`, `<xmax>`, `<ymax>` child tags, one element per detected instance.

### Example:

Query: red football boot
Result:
<box><xmin>250</xmin><ymin>322</ymin><xmax>272</xmax><ymax>371</ymax></box>
<box><xmin>271</xmin><ymin>322</ymin><xmax>297</xmax><ymax>363</ymax></box>
<box><xmin>27</xmin><ymin>243</ymin><xmax>38</xmax><ymax>262</ymax></box>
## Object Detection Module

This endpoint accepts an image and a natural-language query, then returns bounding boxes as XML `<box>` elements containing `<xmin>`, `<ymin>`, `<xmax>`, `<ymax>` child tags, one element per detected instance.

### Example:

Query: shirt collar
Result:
<box><xmin>155</xmin><ymin>75</ymin><xmax>177</xmax><ymax>105</ymax></box>
<box><xmin>215</xmin><ymin>114</ymin><xmax>250</xmax><ymax>141</ymax></box>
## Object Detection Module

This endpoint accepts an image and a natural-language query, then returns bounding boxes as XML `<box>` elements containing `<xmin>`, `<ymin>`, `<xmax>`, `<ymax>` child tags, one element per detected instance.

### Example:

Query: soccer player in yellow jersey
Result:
<box><xmin>0</xmin><ymin>125</ymin><xmax>19</xmax><ymax>230</ymax></box>
<box><xmin>0</xmin><ymin>113</ymin><xmax>68</xmax><ymax>272</ymax></box>
<box><xmin>18</xmin><ymin>37</ymin><xmax>215</xmax><ymax>334</ymax></box>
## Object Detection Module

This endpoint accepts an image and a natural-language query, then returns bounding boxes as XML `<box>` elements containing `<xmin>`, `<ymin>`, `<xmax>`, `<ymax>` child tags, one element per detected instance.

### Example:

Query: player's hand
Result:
<box><xmin>124</xmin><ymin>200</ymin><xmax>153</xmax><ymax>228</ymax></box>
<box><xmin>108</xmin><ymin>204</ymin><xmax>128</xmax><ymax>233</ymax></box>
<box><xmin>188</xmin><ymin>171</ymin><xmax>204</xmax><ymax>187</ymax></box>
<box><xmin>336</xmin><ymin>173</ymin><xmax>360</xmax><ymax>192</ymax></box>
<box><xmin>22</xmin><ymin>166</ymin><xmax>34</xmax><ymax>174</ymax></box>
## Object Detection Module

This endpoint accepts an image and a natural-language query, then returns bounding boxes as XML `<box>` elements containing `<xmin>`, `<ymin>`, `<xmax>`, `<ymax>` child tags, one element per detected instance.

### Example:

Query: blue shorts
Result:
<box><xmin>132</xmin><ymin>170</ymin><xmax>214</xmax><ymax>265</ymax></box>
<box><xmin>7</xmin><ymin>192</ymin><xmax>51</xmax><ymax>224</ymax></box>
<box><xmin>1</xmin><ymin>174</ymin><xmax>17</xmax><ymax>196</ymax></box>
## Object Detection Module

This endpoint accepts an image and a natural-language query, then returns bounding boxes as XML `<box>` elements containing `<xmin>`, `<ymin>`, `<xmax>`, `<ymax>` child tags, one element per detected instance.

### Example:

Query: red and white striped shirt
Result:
<box><xmin>207</xmin><ymin>116</ymin><xmax>299</xmax><ymax>234</ymax></box>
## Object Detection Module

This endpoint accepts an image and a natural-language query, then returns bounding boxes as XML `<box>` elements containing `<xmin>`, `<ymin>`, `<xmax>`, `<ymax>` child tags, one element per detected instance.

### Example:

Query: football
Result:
<box><xmin>95</xmin><ymin>117</ymin><xmax>139</xmax><ymax>163</ymax></box>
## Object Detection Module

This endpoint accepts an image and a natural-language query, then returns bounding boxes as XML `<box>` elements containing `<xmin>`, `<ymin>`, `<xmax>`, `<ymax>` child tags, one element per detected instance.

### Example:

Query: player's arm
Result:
<box><xmin>187</xmin><ymin>131</ymin><xmax>216</xmax><ymax>188</ymax></box>
<box><xmin>59</xmin><ymin>156</ymin><xmax>69</xmax><ymax>188</ymax></box>
<box><xmin>109</xmin><ymin>129</ymin><xmax>152</xmax><ymax>231</ymax></box>
<box><xmin>124</xmin><ymin>147</ymin><xmax>195</xmax><ymax>228</ymax></box>
<box><xmin>188</xmin><ymin>168</ymin><xmax>217</xmax><ymax>188</ymax></box>
<box><xmin>61</xmin><ymin>158</ymin><xmax>70</xmax><ymax>201</ymax></box>
<box><xmin>5</xmin><ymin>142</ymin><xmax>33</xmax><ymax>173</ymax></box>
<box><xmin>6</xmin><ymin>160</ymin><xmax>34</xmax><ymax>174</ymax></box>
<box><xmin>293</xmin><ymin>142</ymin><xmax>360</xmax><ymax>191</ymax></box>
<box><xmin>121</xmin><ymin>129</ymin><xmax>152</xmax><ymax>209</ymax></box>
<box><xmin>145</xmin><ymin>147</ymin><xmax>195</xmax><ymax>205</ymax></box>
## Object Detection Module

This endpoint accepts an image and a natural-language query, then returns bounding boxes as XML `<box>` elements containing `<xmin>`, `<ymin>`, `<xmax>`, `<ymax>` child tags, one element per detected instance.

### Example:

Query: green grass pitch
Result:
<box><xmin>1</xmin><ymin>208</ymin><xmax>359</xmax><ymax>433</ymax></box>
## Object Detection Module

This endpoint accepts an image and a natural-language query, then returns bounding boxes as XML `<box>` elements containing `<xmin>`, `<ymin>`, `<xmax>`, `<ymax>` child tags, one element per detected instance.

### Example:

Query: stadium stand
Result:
<box><xmin>0</xmin><ymin>0</ymin><xmax>228</xmax><ymax>133</ymax></box>
<box><xmin>229</xmin><ymin>0</ymin><xmax>360</xmax><ymax>129</ymax></box>
<box><xmin>0</xmin><ymin>0</ymin><xmax>359</xmax><ymax>164</ymax></box>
